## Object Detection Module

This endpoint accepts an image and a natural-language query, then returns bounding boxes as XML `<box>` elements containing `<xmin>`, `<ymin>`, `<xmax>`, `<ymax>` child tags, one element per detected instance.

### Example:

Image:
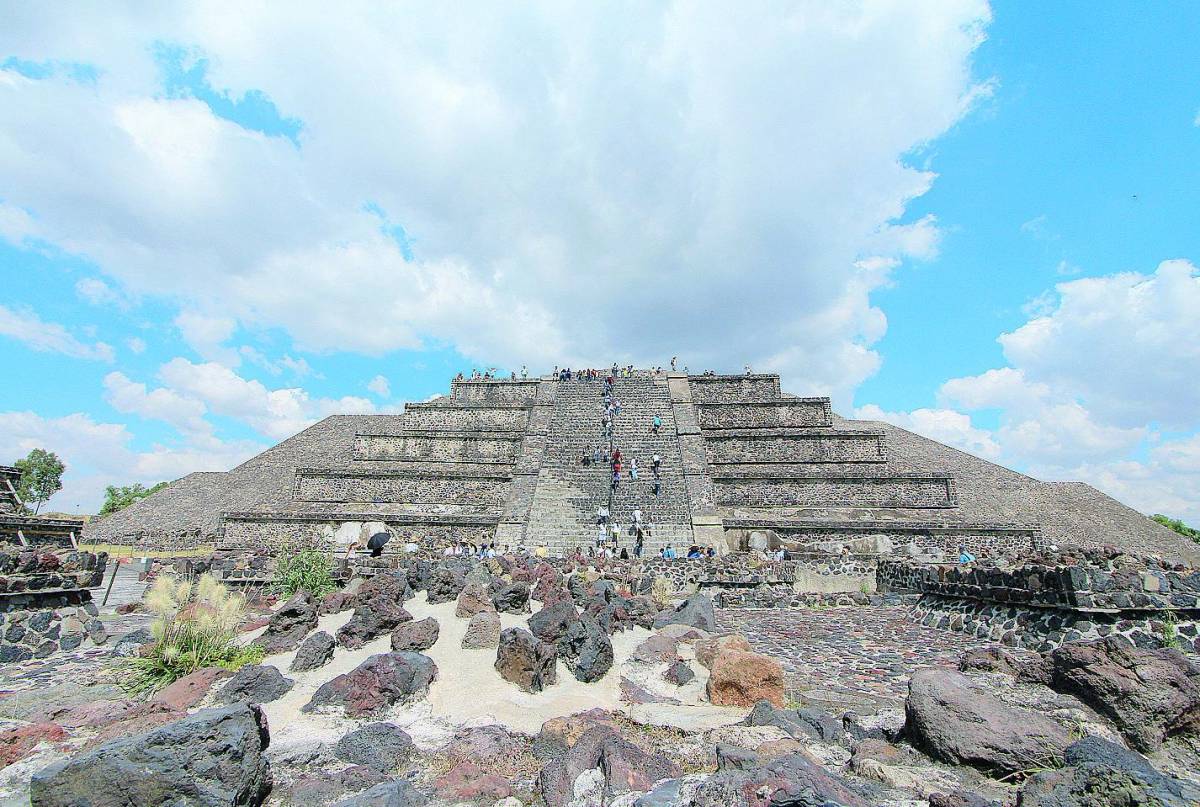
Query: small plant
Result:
<box><xmin>121</xmin><ymin>574</ymin><xmax>261</xmax><ymax>694</ymax></box>
<box><xmin>273</xmin><ymin>547</ymin><xmax>337</xmax><ymax>598</ymax></box>
<box><xmin>1159</xmin><ymin>613</ymin><xmax>1181</xmax><ymax>650</ymax></box>
<box><xmin>650</xmin><ymin>575</ymin><xmax>674</xmax><ymax>607</ymax></box>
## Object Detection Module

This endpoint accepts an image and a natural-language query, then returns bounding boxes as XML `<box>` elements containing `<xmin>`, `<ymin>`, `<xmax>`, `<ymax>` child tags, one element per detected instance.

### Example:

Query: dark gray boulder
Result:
<box><xmin>291</xmin><ymin>630</ymin><xmax>336</xmax><ymax>673</ymax></box>
<box><xmin>714</xmin><ymin>743</ymin><xmax>759</xmax><ymax>772</ymax></box>
<box><xmin>110</xmin><ymin>627</ymin><xmax>154</xmax><ymax>658</ymax></box>
<box><xmin>389</xmin><ymin>617</ymin><xmax>439</xmax><ymax>653</ymax></box>
<box><xmin>305</xmin><ymin>652</ymin><xmax>437</xmax><ymax>717</ymax></box>
<box><xmin>1040</xmin><ymin>636</ymin><xmax>1200</xmax><ymax>752</ymax></box>
<box><xmin>216</xmin><ymin>664</ymin><xmax>295</xmax><ymax>704</ymax></box>
<box><xmin>741</xmin><ymin>700</ymin><xmax>841</xmax><ymax>741</ymax></box>
<box><xmin>491</xmin><ymin>581</ymin><xmax>531</xmax><ymax>614</ymax></box>
<box><xmin>692</xmin><ymin>751</ymin><xmax>866</xmax><ymax>807</ymax></box>
<box><xmin>30</xmin><ymin>703</ymin><xmax>271</xmax><ymax>806</ymax></box>
<box><xmin>336</xmin><ymin>601</ymin><xmax>413</xmax><ymax>650</ymax></box>
<box><xmin>256</xmin><ymin>591</ymin><xmax>319</xmax><ymax>654</ymax></box>
<box><xmin>536</xmin><ymin>724</ymin><xmax>679</xmax><ymax>807</ymax></box>
<box><xmin>652</xmin><ymin>593</ymin><xmax>716</xmax><ymax>632</ymax></box>
<box><xmin>664</xmin><ymin>660</ymin><xmax>695</xmax><ymax>686</ymax></box>
<box><xmin>557</xmin><ymin>615</ymin><xmax>613</xmax><ymax>683</ymax></box>
<box><xmin>495</xmin><ymin>628</ymin><xmax>557</xmax><ymax>692</ymax></box>
<box><xmin>334</xmin><ymin>723</ymin><xmax>416</xmax><ymax>771</ymax></box>
<box><xmin>528</xmin><ymin>600</ymin><xmax>579</xmax><ymax>644</ymax></box>
<box><xmin>905</xmin><ymin>669</ymin><xmax>1071</xmax><ymax>775</ymax></box>
<box><xmin>426</xmin><ymin>567</ymin><xmax>466</xmax><ymax>604</ymax></box>
<box><xmin>1019</xmin><ymin>735</ymin><xmax>1200</xmax><ymax>806</ymax></box>
<box><xmin>329</xmin><ymin>779</ymin><xmax>429</xmax><ymax>806</ymax></box>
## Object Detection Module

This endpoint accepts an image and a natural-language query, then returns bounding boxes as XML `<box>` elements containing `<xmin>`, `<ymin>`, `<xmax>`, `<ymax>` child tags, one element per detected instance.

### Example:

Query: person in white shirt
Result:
<box><xmin>632</xmin><ymin>508</ymin><xmax>643</xmax><ymax>524</ymax></box>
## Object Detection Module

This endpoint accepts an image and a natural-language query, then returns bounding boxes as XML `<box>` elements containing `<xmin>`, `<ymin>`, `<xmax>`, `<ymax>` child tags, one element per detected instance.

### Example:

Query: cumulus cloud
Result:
<box><xmin>367</xmin><ymin>375</ymin><xmax>390</xmax><ymax>398</ymax></box>
<box><xmin>997</xmin><ymin>260</ymin><xmax>1200</xmax><ymax>429</ymax></box>
<box><xmin>103</xmin><ymin>371</ymin><xmax>211</xmax><ymax>439</ymax></box>
<box><xmin>854</xmin><ymin>403</ymin><xmax>1001</xmax><ymax>460</ymax></box>
<box><xmin>0</xmin><ymin>410</ymin><xmax>261</xmax><ymax>513</ymax></box>
<box><xmin>126</xmin><ymin>336</ymin><xmax>147</xmax><ymax>354</ymax></box>
<box><xmin>859</xmin><ymin>259</ymin><xmax>1200</xmax><ymax>520</ymax></box>
<box><xmin>0</xmin><ymin>303</ymin><xmax>115</xmax><ymax>361</ymax></box>
<box><xmin>0</xmin><ymin>2</ymin><xmax>992</xmax><ymax>391</ymax></box>
<box><xmin>154</xmin><ymin>357</ymin><xmax>378</xmax><ymax>439</ymax></box>
<box><xmin>75</xmin><ymin>276</ymin><xmax>127</xmax><ymax>308</ymax></box>
<box><xmin>174</xmin><ymin>311</ymin><xmax>239</xmax><ymax>365</ymax></box>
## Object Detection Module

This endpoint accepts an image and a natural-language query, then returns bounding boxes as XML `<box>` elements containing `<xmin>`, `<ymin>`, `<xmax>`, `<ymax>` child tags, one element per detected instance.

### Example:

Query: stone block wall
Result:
<box><xmin>723</xmin><ymin>523</ymin><xmax>1039</xmax><ymax>557</ymax></box>
<box><xmin>293</xmin><ymin>470</ymin><xmax>511</xmax><ymax>507</ymax></box>
<box><xmin>704</xmin><ymin>431</ymin><xmax>887</xmax><ymax>464</ymax></box>
<box><xmin>353</xmin><ymin>432</ymin><xmax>521</xmax><ymax>463</ymax></box>
<box><xmin>687</xmin><ymin>375</ymin><xmax>781</xmax><ymax>404</ymax></box>
<box><xmin>400</xmin><ymin>406</ymin><xmax>530</xmax><ymax>431</ymax></box>
<box><xmin>911</xmin><ymin>595</ymin><xmax>1200</xmax><ymax>653</ymax></box>
<box><xmin>695</xmin><ymin>399</ymin><xmax>832</xmax><ymax>429</ymax></box>
<box><xmin>0</xmin><ymin>546</ymin><xmax>108</xmax><ymax>661</ymax></box>
<box><xmin>713</xmin><ymin>475</ymin><xmax>956</xmax><ymax>509</ymax></box>
<box><xmin>878</xmin><ymin>552</ymin><xmax>1200</xmax><ymax>611</ymax></box>
<box><xmin>450</xmin><ymin>379</ymin><xmax>541</xmax><ymax>403</ymax></box>
<box><xmin>219</xmin><ymin>514</ymin><xmax>497</xmax><ymax>551</ymax></box>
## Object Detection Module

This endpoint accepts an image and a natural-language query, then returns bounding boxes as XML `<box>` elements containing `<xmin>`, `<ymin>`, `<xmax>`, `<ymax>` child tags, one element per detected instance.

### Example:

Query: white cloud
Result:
<box><xmin>998</xmin><ymin>260</ymin><xmax>1200</xmax><ymax>429</ymax></box>
<box><xmin>126</xmin><ymin>336</ymin><xmax>147</xmax><ymax>354</ymax></box>
<box><xmin>174</xmin><ymin>311</ymin><xmax>239</xmax><ymax>365</ymax></box>
<box><xmin>367</xmin><ymin>375</ymin><xmax>390</xmax><ymax>398</ymax></box>
<box><xmin>102</xmin><ymin>371</ymin><xmax>210</xmax><ymax>439</ymax></box>
<box><xmin>155</xmin><ymin>357</ymin><xmax>378</xmax><ymax>439</ymax></box>
<box><xmin>75</xmin><ymin>276</ymin><xmax>127</xmax><ymax>308</ymax></box>
<box><xmin>0</xmin><ymin>303</ymin><xmax>114</xmax><ymax>362</ymax></box>
<box><xmin>859</xmin><ymin>258</ymin><xmax>1200</xmax><ymax>520</ymax></box>
<box><xmin>0</xmin><ymin>2</ymin><xmax>993</xmax><ymax>389</ymax></box>
<box><xmin>855</xmin><ymin>403</ymin><xmax>1001</xmax><ymax>460</ymax></box>
<box><xmin>0</xmin><ymin>410</ymin><xmax>261</xmax><ymax>513</ymax></box>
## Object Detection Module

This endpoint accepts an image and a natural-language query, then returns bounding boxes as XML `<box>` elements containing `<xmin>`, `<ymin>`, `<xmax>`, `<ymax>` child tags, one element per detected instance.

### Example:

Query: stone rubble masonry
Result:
<box><xmin>878</xmin><ymin>551</ymin><xmax>1200</xmax><ymax>612</ymax></box>
<box><xmin>0</xmin><ymin>545</ymin><xmax>107</xmax><ymax>661</ymax></box>
<box><xmin>880</xmin><ymin>550</ymin><xmax>1200</xmax><ymax>652</ymax></box>
<box><xmin>82</xmin><ymin>371</ymin><xmax>1200</xmax><ymax>568</ymax></box>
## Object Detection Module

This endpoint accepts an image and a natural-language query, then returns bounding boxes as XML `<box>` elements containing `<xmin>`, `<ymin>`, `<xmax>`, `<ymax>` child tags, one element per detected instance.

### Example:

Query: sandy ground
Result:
<box><xmin>249</xmin><ymin>592</ymin><xmax>744</xmax><ymax>752</ymax></box>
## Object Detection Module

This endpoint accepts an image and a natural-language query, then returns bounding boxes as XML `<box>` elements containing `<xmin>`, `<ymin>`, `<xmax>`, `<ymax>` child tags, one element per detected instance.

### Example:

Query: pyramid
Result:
<box><xmin>84</xmin><ymin>372</ymin><xmax>1200</xmax><ymax>565</ymax></box>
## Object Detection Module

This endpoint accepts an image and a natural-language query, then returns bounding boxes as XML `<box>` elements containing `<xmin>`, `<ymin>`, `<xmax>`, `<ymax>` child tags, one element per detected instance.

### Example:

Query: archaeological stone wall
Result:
<box><xmin>293</xmin><ymin>470</ymin><xmax>511</xmax><ymax>507</ymax></box>
<box><xmin>0</xmin><ymin>546</ymin><xmax>107</xmax><ymax>662</ymax></box>
<box><xmin>877</xmin><ymin>553</ymin><xmax>1200</xmax><ymax>611</ymax></box>
<box><xmin>353</xmin><ymin>432</ymin><xmax>521</xmax><ymax>464</ymax></box>
<box><xmin>704</xmin><ymin>431</ymin><xmax>887</xmax><ymax>464</ymax></box>
<box><xmin>723</xmin><ymin>521</ymin><xmax>1040</xmax><ymax>556</ymax></box>
<box><xmin>714</xmin><ymin>475</ymin><xmax>956</xmax><ymax>509</ymax></box>
<box><xmin>450</xmin><ymin>379</ymin><xmax>541</xmax><ymax>403</ymax></box>
<box><xmin>400</xmin><ymin>405</ymin><xmax>530</xmax><ymax>431</ymax></box>
<box><xmin>695</xmin><ymin>399</ymin><xmax>832</xmax><ymax>429</ymax></box>
<box><xmin>687</xmin><ymin>375</ymin><xmax>781</xmax><ymax>404</ymax></box>
<box><xmin>219</xmin><ymin>513</ymin><xmax>496</xmax><ymax>551</ymax></box>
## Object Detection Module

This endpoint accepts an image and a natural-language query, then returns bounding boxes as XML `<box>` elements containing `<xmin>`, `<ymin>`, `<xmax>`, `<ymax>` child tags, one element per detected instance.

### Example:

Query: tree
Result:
<box><xmin>13</xmin><ymin>448</ymin><xmax>65</xmax><ymax>515</ymax></box>
<box><xmin>100</xmin><ymin>481</ymin><xmax>169</xmax><ymax>516</ymax></box>
<box><xmin>1152</xmin><ymin>514</ymin><xmax>1200</xmax><ymax>544</ymax></box>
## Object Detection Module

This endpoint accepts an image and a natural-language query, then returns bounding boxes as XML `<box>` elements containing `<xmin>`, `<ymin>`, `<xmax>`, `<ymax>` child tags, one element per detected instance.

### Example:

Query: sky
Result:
<box><xmin>0</xmin><ymin>2</ymin><xmax>1197</xmax><ymax>522</ymax></box>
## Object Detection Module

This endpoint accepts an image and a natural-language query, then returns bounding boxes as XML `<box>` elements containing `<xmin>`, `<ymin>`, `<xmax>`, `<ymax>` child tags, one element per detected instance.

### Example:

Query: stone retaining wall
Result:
<box><xmin>687</xmin><ymin>375</ymin><xmax>781</xmax><ymax>404</ymax></box>
<box><xmin>450</xmin><ymin>379</ymin><xmax>542</xmax><ymax>403</ymax></box>
<box><xmin>878</xmin><ymin>552</ymin><xmax>1200</xmax><ymax>611</ymax></box>
<box><xmin>704</xmin><ymin>431</ymin><xmax>886</xmax><ymax>464</ymax></box>
<box><xmin>0</xmin><ymin>546</ymin><xmax>108</xmax><ymax>661</ymax></box>
<box><xmin>695</xmin><ymin>399</ymin><xmax>832</xmax><ymax>429</ymax></box>
<box><xmin>293</xmin><ymin>471</ymin><xmax>511</xmax><ymax>507</ymax></box>
<box><xmin>910</xmin><ymin>594</ymin><xmax>1200</xmax><ymax>653</ymax></box>
<box><xmin>352</xmin><ymin>432</ymin><xmax>521</xmax><ymax>463</ymax></box>
<box><xmin>400</xmin><ymin>406</ymin><xmax>530</xmax><ymax>431</ymax></box>
<box><xmin>714</xmin><ymin>475</ymin><xmax>955</xmax><ymax>508</ymax></box>
<box><xmin>219</xmin><ymin>515</ymin><xmax>496</xmax><ymax>551</ymax></box>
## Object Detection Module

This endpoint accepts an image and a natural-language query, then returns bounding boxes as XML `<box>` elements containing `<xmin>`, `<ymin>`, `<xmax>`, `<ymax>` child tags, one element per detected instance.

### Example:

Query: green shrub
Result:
<box><xmin>1152</xmin><ymin>514</ymin><xmax>1200</xmax><ymax>543</ymax></box>
<box><xmin>121</xmin><ymin>574</ymin><xmax>260</xmax><ymax>695</ymax></box>
<box><xmin>272</xmin><ymin>547</ymin><xmax>338</xmax><ymax>598</ymax></box>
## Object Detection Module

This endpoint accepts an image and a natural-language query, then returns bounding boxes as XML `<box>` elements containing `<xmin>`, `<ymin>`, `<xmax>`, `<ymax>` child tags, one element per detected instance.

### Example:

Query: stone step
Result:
<box><xmin>353</xmin><ymin>431</ymin><xmax>523</xmax><ymax>463</ymax></box>
<box><xmin>450</xmin><ymin>378</ymin><xmax>541</xmax><ymax>404</ymax></box>
<box><xmin>720</xmin><ymin>517</ymin><xmax>1041</xmax><ymax>556</ymax></box>
<box><xmin>293</xmin><ymin>468</ymin><xmax>511</xmax><ymax>506</ymax></box>
<box><xmin>703</xmin><ymin>429</ymin><xmax>887</xmax><ymax>464</ymax></box>
<box><xmin>695</xmin><ymin>398</ymin><xmax>832</xmax><ymax>430</ymax></box>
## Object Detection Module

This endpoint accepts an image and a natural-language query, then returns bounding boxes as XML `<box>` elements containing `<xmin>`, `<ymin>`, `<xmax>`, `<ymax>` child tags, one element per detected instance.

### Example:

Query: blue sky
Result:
<box><xmin>0</xmin><ymin>2</ymin><xmax>1197</xmax><ymax>521</ymax></box>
